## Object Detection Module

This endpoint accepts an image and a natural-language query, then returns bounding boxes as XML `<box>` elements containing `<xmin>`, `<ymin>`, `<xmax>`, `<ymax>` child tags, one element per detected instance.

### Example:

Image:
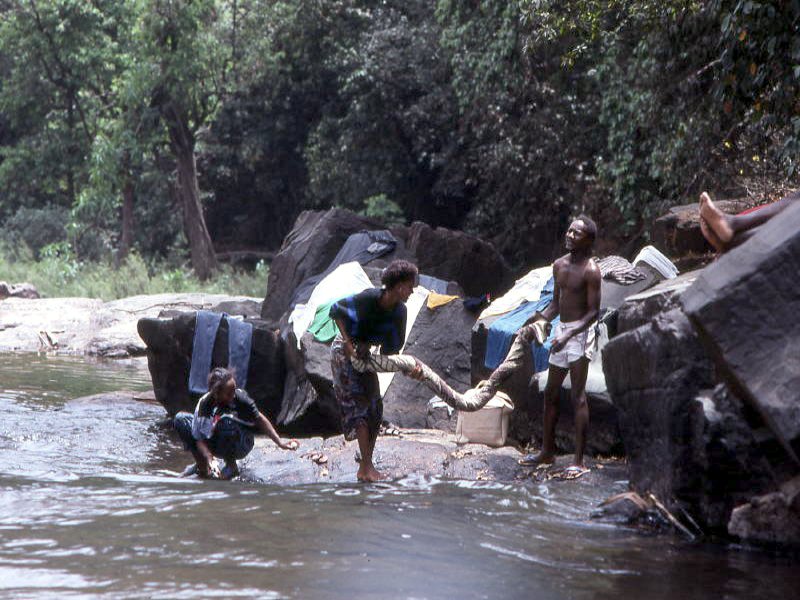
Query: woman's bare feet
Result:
<box><xmin>357</xmin><ymin>463</ymin><xmax>385</xmax><ymax>482</ymax></box>
<box><xmin>699</xmin><ymin>192</ymin><xmax>734</xmax><ymax>245</ymax></box>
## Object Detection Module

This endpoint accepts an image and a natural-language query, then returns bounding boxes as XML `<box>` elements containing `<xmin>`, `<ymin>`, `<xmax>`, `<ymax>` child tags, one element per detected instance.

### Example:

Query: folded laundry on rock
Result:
<box><xmin>595</xmin><ymin>255</ymin><xmax>647</xmax><ymax>285</ymax></box>
<box><xmin>188</xmin><ymin>310</ymin><xmax>254</xmax><ymax>393</ymax></box>
<box><xmin>479</xmin><ymin>265</ymin><xmax>552</xmax><ymax>320</ymax></box>
<box><xmin>633</xmin><ymin>245</ymin><xmax>678</xmax><ymax>279</ymax></box>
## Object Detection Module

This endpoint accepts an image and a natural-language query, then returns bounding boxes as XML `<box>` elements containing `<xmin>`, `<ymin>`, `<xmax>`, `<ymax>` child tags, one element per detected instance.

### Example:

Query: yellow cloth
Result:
<box><xmin>426</xmin><ymin>292</ymin><xmax>459</xmax><ymax>309</ymax></box>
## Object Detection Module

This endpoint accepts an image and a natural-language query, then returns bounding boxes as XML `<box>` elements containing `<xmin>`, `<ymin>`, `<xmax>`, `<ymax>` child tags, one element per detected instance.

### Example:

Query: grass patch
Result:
<box><xmin>0</xmin><ymin>244</ymin><xmax>268</xmax><ymax>300</ymax></box>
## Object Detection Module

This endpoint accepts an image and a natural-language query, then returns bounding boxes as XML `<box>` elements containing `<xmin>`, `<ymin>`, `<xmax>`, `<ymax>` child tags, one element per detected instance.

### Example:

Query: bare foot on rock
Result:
<box><xmin>699</xmin><ymin>192</ymin><xmax>734</xmax><ymax>245</ymax></box>
<box><xmin>357</xmin><ymin>464</ymin><xmax>385</xmax><ymax>482</ymax></box>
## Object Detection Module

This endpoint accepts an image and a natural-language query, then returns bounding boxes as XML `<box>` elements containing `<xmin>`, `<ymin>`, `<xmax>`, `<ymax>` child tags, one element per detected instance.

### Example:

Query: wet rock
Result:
<box><xmin>681</xmin><ymin>199</ymin><xmax>800</xmax><ymax>464</ymax></box>
<box><xmin>239</xmin><ymin>429</ymin><xmax>625</xmax><ymax>486</ymax></box>
<box><xmin>137</xmin><ymin>312</ymin><xmax>285</xmax><ymax>419</ymax></box>
<box><xmin>651</xmin><ymin>200</ymin><xmax>749</xmax><ymax>258</ymax></box>
<box><xmin>728</xmin><ymin>476</ymin><xmax>800</xmax><ymax>547</ymax></box>
<box><xmin>260</xmin><ymin>208</ymin><xmax>383</xmax><ymax>324</ymax></box>
<box><xmin>0</xmin><ymin>281</ymin><xmax>40</xmax><ymax>299</ymax></box>
<box><xmin>592</xmin><ymin>492</ymin><xmax>654</xmax><ymax>524</ymax></box>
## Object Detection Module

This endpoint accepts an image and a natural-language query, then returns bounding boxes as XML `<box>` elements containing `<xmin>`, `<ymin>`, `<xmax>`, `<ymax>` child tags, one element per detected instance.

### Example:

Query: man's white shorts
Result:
<box><xmin>548</xmin><ymin>320</ymin><xmax>596</xmax><ymax>368</ymax></box>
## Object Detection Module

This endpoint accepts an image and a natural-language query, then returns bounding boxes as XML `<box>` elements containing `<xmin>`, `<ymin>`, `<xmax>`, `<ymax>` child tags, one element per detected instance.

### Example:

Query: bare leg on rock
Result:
<box><xmin>519</xmin><ymin>365</ymin><xmax>568</xmax><ymax>466</ymax></box>
<box><xmin>568</xmin><ymin>357</ymin><xmax>590</xmax><ymax>468</ymax></box>
<box><xmin>356</xmin><ymin>422</ymin><xmax>384</xmax><ymax>483</ymax></box>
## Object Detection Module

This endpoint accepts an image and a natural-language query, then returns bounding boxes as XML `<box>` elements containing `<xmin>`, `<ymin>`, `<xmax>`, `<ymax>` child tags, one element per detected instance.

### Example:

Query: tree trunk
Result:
<box><xmin>160</xmin><ymin>102</ymin><xmax>218</xmax><ymax>280</ymax></box>
<box><xmin>175</xmin><ymin>146</ymin><xmax>218</xmax><ymax>280</ymax></box>
<box><xmin>116</xmin><ymin>172</ymin><xmax>135</xmax><ymax>267</ymax></box>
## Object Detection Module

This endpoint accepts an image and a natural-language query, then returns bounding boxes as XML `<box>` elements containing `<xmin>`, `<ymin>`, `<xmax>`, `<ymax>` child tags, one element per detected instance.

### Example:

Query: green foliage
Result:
<box><xmin>0</xmin><ymin>244</ymin><xmax>267</xmax><ymax>300</ymax></box>
<box><xmin>1</xmin><ymin>0</ymin><xmax>799</xmax><ymax>281</ymax></box>
<box><xmin>4</xmin><ymin>206</ymin><xmax>70</xmax><ymax>257</ymax></box>
<box><xmin>360</xmin><ymin>194</ymin><xmax>406</xmax><ymax>227</ymax></box>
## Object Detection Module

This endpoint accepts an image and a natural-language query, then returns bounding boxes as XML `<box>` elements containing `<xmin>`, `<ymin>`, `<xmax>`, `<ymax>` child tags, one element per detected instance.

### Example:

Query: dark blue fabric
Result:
<box><xmin>290</xmin><ymin>229</ymin><xmax>397</xmax><ymax>309</ymax></box>
<box><xmin>188</xmin><ymin>311</ymin><xmax>254</xmax><ymax>394</ymax></box>
<box><xmin>227</xmin><ymin>317</ymin><xmax>253</xmax><ymax>390</ymax></box>
<box><xmin>484</xmin><ymin>276</ymin><xmax>555</xmax><ymax>370</ymax></box>
<box><xmin>188</xmin><ymin>311</ymin><xmax>223</xmax><ymax>394</ymax></box>
<box><xmin>174</xmin><ymin>411</ymin><xmax>254</xmax><ymax>460</ymax></box>
<box><xmin>329</xmin><ymin>287</ymin><xmax>406</xmax><ymax>354</ymax></box>
<box><xmin>419</xmin><ymin>274</ymin><xmax>448</xmax><ymax>294</ymax></box>
<box><xmin>531</xmin><ymin>315</ymin><xmax>560</xmax><ymax>373</ymax></box>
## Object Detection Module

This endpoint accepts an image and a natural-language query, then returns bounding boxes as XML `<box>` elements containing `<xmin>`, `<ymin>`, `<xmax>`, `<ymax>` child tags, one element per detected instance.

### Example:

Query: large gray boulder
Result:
<box><xmin>137</xmin><ymin>312</ymin><xmax>285</xmax><ymax>420</ymax></box>
<box><xmin>603</xmin><ymin>273</ymin><xmax>780</xmax><ymax>531</ymax></box>
<box><xmin>402</xmin><ymin>221</ymin><xmax>513</xmax><ymax>298</ymax></box>
<box><xmin>681</xmin><ymin>200</ymin><xmax>800</xmax><ymax>464</ymax></box>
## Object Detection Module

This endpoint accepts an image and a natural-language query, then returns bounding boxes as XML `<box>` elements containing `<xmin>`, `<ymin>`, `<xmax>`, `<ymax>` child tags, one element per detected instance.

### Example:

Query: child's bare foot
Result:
<box><xmin>699</xmin><ymin>216</ymin><xmax>725</xmax><ymax>253</ymax></box>
<box><xmin>357</xmin><ymin>463</ymin><xmax>385</xmax><ymax>482</ymax></box>
<box><xmin>699</xmin><ymin>192</ymin><xmax>734</xmax><ymax>244</ymax></box>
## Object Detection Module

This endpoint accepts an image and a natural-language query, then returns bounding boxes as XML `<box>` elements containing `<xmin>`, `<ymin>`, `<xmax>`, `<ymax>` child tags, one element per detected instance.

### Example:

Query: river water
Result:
<box><xmin>0</xmin><ymin>354</ymin><xmax>797</xmax><ymax>599</ymax></box>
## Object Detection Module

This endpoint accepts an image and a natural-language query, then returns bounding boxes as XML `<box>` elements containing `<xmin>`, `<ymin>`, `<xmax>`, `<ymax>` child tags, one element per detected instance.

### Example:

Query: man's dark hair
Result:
<box><xmin>208</xmin><ymin>367</ymin><xmax>235</xmax><ymax>396</ymax></box>
<box><xmin>381</xmin><ymin>259</ymin><xmax>419</xmax><ymax>289</ymax></box>
<box><xmin>576</xmin><ymin>214</ymin><xmax>597</xmax><ymax>243</ymax></box>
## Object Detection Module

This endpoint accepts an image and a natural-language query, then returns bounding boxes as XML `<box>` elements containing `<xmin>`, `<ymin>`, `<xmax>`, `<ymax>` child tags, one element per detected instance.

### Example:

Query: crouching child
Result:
<box><xmin>174</xmin><ymin>367</ymin><xmax>298</xmax><ymax>479</ymax></box>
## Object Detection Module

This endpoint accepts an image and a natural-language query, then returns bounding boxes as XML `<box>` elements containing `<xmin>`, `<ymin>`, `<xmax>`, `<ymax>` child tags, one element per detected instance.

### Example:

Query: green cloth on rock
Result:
<box><xmin>309</xmin><ymin>299</ymin><xmax>340</xmax><ymax>343</ymax></box>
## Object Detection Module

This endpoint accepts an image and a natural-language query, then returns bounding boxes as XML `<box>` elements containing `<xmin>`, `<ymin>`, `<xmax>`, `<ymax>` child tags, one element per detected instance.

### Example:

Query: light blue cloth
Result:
<box><xmin>419</xmin><ymin>274</ymin><xmax>449</xmax><ymax>294</ymax></box>
<box><xmin>188</xmin><ymin>311</ymin><xmax>254</xmax><ymax>394</ymax></box>
<box><xmin>227</xmin><ymin>317</ymin><xmax>253</xmax><ymax>390</ymax></box>
<box><xmin>484</xmin><ymin>277</ymin><xmax>556</xmax><ymax>372</ymax></box>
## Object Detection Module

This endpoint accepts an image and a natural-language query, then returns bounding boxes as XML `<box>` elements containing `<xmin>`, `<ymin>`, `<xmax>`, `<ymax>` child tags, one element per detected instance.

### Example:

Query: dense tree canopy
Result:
<box><xmin>1</xmin><ymin>0</ymin><xmax>797</xmax><ymax>274</ymax></box>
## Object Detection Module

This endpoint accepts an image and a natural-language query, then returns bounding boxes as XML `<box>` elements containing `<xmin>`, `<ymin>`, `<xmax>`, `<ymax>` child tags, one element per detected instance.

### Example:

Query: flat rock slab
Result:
<box><xmin>240</xmin><ymin>429</ymin><xmax>626</xmax><ymax>486</ymax></box>
<box><xmin>0</xmin><ymin>293</ymin><xmax>261</xmax><ymax>358</ymax></box>
<box><xmin>681</xmin><ymin>200</ymin><xmax>800</xmax><ymax>463</ymax></box>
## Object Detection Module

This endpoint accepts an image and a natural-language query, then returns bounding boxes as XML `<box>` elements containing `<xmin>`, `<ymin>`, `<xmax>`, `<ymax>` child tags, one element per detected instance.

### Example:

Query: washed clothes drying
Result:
<box><xmin>289</xmin><ymin>230</ymin><xmax>397</xmax><ymax>309</ymax></box>
<box><xmin>484</xmin><ymin>276</ymin><xmax>559</xmax><ymax>373</ymax></box>
<box><xmin>188</xmin><ymin>311</ymin><xmax>253</xmax><ymax>394</ymax></box>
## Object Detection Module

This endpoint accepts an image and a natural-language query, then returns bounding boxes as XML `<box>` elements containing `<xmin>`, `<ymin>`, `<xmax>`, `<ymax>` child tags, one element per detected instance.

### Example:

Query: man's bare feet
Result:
<box><xmin>699</xmin><ymin>216</ymin><xmax>725</xmax><ymax>253</ymax></box>
<box><xmin>357</xmin><ymin>463</ymin><xmax>385</xmax><ymax>482</ymax></box>
<box><xmin>699</xmin><ymin>192</ymin><xmax>734</xmax><ymax>244</ymax></box>
<box><xmin>518</xmin><ymin>452</ymin><xmax>555</xmax><ymax>467</ymax></box>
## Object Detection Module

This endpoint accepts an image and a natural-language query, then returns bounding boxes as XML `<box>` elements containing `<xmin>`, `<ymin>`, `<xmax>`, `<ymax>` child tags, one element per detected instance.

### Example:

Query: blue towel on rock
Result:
<box><xmin>484</xmin><ymin>277</ymin><xmax>556</xmax><ymax>371</ymax></box>
<box><xmin>188</xmin><ymin>311</ymin><xmax>254</xmax><ymax>394</ymax></box>
<box><xmin>189</xmin><ymin>311</ymin><xmax>224</xmax><ymax>394</ymax></box>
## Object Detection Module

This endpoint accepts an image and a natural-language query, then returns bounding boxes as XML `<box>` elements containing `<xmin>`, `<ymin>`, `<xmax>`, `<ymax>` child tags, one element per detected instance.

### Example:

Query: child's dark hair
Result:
<box><xmin>381</xmin><ymin>259</ymin><xmax>419</xmax><ymax>289</ymax></box>
<box><xmin>576</xmin><ymin>214</ymin><xmax>597</xmax><ymax>243</ymax></box>
<box><xmin>208</xmin><ymin>367</ymin><xmax>235</xmax><ymax>396</ymax></box>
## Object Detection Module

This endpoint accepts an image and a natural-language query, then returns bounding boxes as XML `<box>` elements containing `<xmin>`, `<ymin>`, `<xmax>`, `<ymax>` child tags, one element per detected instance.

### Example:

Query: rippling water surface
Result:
<box><xmin>0</xmin><ymin>354</ymin><xmax>797</xmax><ymax>599</ymax></box>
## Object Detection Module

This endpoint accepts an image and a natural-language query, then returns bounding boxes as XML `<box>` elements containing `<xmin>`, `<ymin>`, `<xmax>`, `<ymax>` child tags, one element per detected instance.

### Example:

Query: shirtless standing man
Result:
<box><xmin>519</xmin><ymin>215</ymin><xmax>601</xmax><ymax>471</ymax></box>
